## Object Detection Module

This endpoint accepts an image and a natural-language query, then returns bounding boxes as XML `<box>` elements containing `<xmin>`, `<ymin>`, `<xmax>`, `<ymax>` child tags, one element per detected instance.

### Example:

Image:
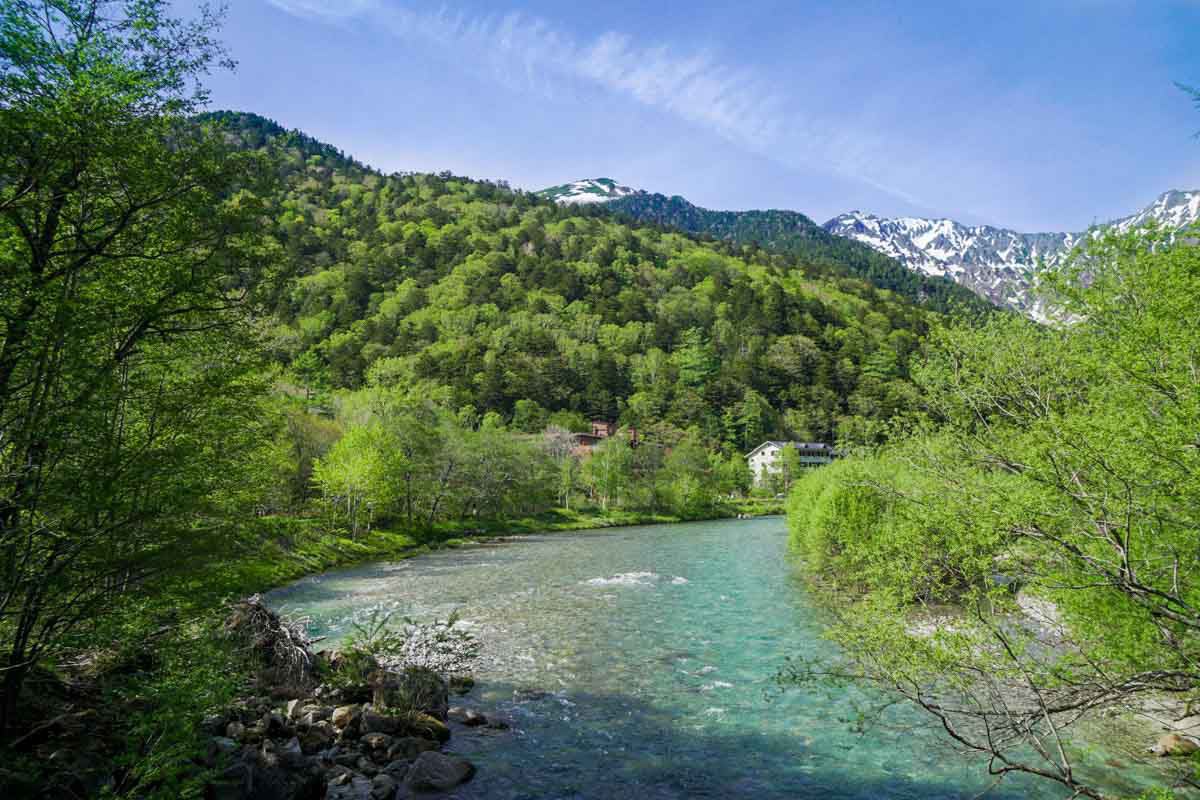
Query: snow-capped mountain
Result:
<box><xmin>824</xmin><ymin>190</ymin><xmax>1200</xmax><ymax>316</ymax></box>
<box><xmin>535</xmin><ymin>178</ymin><xmax>640</xmax><ymax>205</ymax></box>
<box><xmin>1110</xmin><ymin>189</ymin><xmax>1200</xmax><ymax>232</ymax></box>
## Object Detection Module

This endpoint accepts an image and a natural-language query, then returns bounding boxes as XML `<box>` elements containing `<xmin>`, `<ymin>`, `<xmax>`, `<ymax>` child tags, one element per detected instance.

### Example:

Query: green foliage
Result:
<box><xmin>0</xmin><ymin>0</ymin><xmax>277</xmax><ymax>731</ymax></box>
<box><xmin>311</xmin><ymin>391</ymin><xmax>558</xmax><ymax>530</ymax></box>
<box><xmin>326</xmin><ymin>608</ymin><xmax>407</xmax><ymax>693</ymax></box>
<box><xmin>331</xmin><ymin>607</ymin><xmax>479</xmax><ymax>701</ymax></box>
<box><xmin>581</xmin><ymin>435</ymin><xmax>635</xmax><ymax>511</ymax></box>
<box><xmin>386</xmin><ymin>667</ymin><xmax>447</xmax><ymax>718</ymax></box>
<box><xmin>786</xmin><ymin>226</ymin><xmax>1200</xmax><ymax>798</ymax></box>
<box><xmin>312</xmin><ymin>425</ymin><xmax>386</xmax><ymax>537</ymax></box>
<box><xmin>605</xmin><ymin>192</ymin><xmax>990</xmax><ymax>314</ymax></box>
<box><xmin>657</xmin><ymin>429</ymin><xmax>721</xmax><ymax>518</ymax></box>
<box><xmin>786</xmin><ymin>452</ymin><xmax>998</xmax><ymax>601</ymax></box>
<box><xmin>211</xmin><ymin>112</ymin><xmax>939</xmax><ymax>450</ymax></box>
<box><xmin>101</xmin><ymin>618</ymin><xmax>247</xmax><ymax>799</ymax></box>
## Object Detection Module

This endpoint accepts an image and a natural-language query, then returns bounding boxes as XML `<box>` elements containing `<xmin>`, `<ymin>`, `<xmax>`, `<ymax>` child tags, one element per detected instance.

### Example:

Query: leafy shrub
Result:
<box><xmin>786</xmin><ymin>449</ymin><xmax>1001</xmax><ymax>603</ymax></box>
<box><xmin>329</xmin><ymin>607</ymin><xmax>480</xmax><ymax>696</ymax></box>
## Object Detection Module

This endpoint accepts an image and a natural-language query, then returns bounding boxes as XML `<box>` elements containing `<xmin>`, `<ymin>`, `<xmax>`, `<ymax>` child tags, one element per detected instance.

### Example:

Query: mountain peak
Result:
<box><xmin>1114</xmin><ymin>189</ymin><xmax>1200</xmax><ymax>231</ymax></box>
<box><xmin>824</xmin><ymin>189</ymin><xmax>1200</xmax><ymax>318</ymax></box>
<box><xmin>536</xmin><ymin>178</ymin><xmax>640</xmax><ymax>205</ymax></box>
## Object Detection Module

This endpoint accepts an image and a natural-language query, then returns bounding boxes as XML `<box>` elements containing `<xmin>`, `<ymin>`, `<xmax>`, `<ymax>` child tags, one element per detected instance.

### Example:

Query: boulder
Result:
<box><xmin>300</xmin><ymin>722</ymin><xmax>334</xmax><ymax>755</ymax></box>
<box><xmin>404</xmin><ymin>751</ymin><xmax>475</xmax><ymax>792</ymax></box>
<box><xmin>375</xmin><ymin>668</ymin><xmax>449</xmax><ymax>721</ymax></box>
<box><xmin>448</xmin><ymin>707</ymin><xmax>487</xmax><ymax>727</ymax></box>
<box><xmin>1153</xmin><ymin>733</ymin><xmax>1200</xmax><ymax>757</ymax></box>
<box><xmin>370</xmin><ymin>774</ymin><xmax>397</xmax><ymax>800</ymax></box>
<box><xmin>324</xmin><ymin>772</ymin><xmax>372</xmax><ymax>800</ymax></box>
<box><xmin>327</xmin><ymin>769</ymin><xmax>353</xmax><ymax>786</ymax></box>
<box><xmin>203</xmin><ymin>713</ymin><xmax>229</xmax><ymax>735</ymax></box>
<box><xmin>276</xmin><ymin>737</ymin><xmax>307</xmax><ymax>770</ymax></box>
<box><xmin>360</xmin><ymin>711</ymin><xmax>402</xmax><ymax>735</ymax></box>
<box><xmin>448</xmin><ymin>675</ymin><xmax>475</xmax><ymax>696</ymax></box>
<box><xmin>227</xmin><ymin>721</ymin><xmax>247</xmax><ymax>740</ymax></box>
<box><xmin>408</xmin><ymin>713</ymin><xmax>450</xmax><ymax>743</ymax></box>
<box><xmin>300</xmin><ymin>705</ymin><xmax>334</xmax><ymax>723</ymax></box>
<box><xmin>361</xmin><ymin>732</ymin><xmax>393</xmax><ymax>752</ymax></box>
<box><xmin>261</xmin><ymin>711</ymin><xmax>289</xmax><ymax>737</ymax></box>
<box><xmin>210</xmin><ymin>737</ymin><xmax>241</xmax><ymax>759</ymax></box>
<box><xmin>206</xmin><ymin>752</ymin><xmax>325</xmax><ymax>800</ymax></box>
<box><xmin>387</xmin><ymin>737</ymin><xmax>439</xmax><ymax>762</ymax></box>
<box><xmin>331</xmin><ymin>705</ymin><xmax>360</xmax><ymax>730</ymax></box>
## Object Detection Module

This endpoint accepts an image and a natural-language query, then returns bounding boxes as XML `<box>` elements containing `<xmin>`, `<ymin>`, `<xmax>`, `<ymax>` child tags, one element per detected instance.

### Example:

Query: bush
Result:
<box><xmin>786</xmin><ymin>449</ymin><xmax>1001</xmax><ymax>603</ymax></box>
<box><xmin>330</xmin><ymin>607</ymin><xmax>480</xmax><ymax>691</ymax></box>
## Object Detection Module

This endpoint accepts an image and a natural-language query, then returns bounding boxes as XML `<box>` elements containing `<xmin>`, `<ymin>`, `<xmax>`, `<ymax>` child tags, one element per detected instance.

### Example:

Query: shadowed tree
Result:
<box><xmin>0</xmin><ymin>0</ymin><xmax>274</xmax><ymax>733</ymax></box>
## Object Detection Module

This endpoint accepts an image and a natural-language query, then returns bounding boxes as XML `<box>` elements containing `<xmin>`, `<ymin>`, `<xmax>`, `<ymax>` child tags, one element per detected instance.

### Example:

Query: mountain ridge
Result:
<box><xmin>824</xmin><ymin>189</ymin><xmax>1200</xmax><ymax>315</ymax></box>
<box><xmin>536</xmin><ymin>178</ymin><xmax>640</xmax><ymax>205</ymax></box>
<box><xmin>538</xmin><ymin>177</ymin><xmax>1200</xmax><ymax>316</ymax></box>
<box><xmin>538</xmin><ymin>185</ymin><xmax>989</xmax><ymax>314</ymax></box>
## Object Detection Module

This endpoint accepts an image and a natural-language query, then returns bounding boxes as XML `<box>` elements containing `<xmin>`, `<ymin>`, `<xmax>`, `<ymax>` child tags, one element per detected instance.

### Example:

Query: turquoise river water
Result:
<box><xmin>268</xmin><ymin>516</ymin><xmax>1080</xmax><ymax>799</ymax></box>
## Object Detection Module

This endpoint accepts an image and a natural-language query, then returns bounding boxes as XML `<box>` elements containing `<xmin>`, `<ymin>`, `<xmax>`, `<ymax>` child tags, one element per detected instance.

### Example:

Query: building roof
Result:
<box><xmin>744</xmin><ymin>440</ymin><xmax>834</xmax><ymax>458</ymax></box>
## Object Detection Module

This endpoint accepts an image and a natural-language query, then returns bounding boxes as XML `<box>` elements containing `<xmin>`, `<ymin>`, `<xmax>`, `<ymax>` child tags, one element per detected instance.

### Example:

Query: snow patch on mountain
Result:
<box><xmin>536</xmin><ymin>178</ymin><xmax>640</xmax><ymax>205</ymax></box>
<box><xmin>824</xmin><ymin>190</ymin><xmax>1200</xmax><ymax>317</ymax></box>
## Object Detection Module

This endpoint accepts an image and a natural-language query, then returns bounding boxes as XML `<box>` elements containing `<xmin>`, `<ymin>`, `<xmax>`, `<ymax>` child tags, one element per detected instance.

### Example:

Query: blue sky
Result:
<box><xmin>188</xmin><ymin>0</ymin><xmax>1200</xmax><ymax>231</ymax></box>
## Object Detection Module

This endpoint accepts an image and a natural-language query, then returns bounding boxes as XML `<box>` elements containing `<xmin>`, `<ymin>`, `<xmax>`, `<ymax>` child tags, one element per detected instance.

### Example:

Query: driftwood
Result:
<box><xmin>223</xmin><ymin>595</ymin><xmax>314</xmax><ymax>690</ymax></box>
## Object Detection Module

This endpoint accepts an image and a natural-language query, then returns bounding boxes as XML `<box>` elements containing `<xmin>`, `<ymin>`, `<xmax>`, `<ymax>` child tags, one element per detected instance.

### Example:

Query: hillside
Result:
<box><xmin>537</xmin><ymin>180</ymin><xmax>989</xmax><ymax>314</ymax></box>
<box><xmin>222</xmin><ymin>115</ymin><xmax>938</xmax><ymax>449</ymax></box>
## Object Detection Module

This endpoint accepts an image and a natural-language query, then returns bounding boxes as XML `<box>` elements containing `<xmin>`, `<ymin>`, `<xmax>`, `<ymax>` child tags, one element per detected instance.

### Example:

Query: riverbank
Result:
<box><xmin>1</xmin><ymin>501</ymin><xmax>782</xmax><ymax>798</ymax></box>
<box><xmin>219</xmin><ymin>500</ymin><xmax>784</xmax><ymax>603</ymax></box>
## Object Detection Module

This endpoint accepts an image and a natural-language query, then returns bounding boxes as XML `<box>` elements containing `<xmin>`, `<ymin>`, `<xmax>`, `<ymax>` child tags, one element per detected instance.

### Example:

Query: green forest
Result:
<box><xmin>602</xmin><ymin>191</ymin><xmax>989</xmax><ymax>314</ymax></box>
<box><xmin>212</xmin><ymin>111</ymin><xmax>943</xmax><ymax>449</ymax></box>
<box><xmin>0</xmin><ymin>6</ymin><xmax>960</xmax><ymax>793</ymax></box>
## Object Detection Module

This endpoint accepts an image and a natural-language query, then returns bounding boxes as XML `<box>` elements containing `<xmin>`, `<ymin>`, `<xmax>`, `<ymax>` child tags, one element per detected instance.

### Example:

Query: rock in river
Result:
<box><xmin>404</xmin><ymin>751</ymin><xmax>476</xmax><ymax>792</ymax></box>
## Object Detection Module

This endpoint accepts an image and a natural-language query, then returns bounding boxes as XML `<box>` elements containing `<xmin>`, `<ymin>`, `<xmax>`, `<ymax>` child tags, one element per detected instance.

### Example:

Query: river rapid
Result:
<box><xmin>267</xmin><ymin>516</ymin><xmax>1069</xmax><ymax>799</ymax></box>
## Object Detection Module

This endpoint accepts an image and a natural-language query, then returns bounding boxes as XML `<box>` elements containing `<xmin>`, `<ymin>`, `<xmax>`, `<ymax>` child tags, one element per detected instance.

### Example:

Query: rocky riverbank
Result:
<box><xmin>201</xmin><ymin>601</ymin><xmax>507</xmax><ymax>800</ymax></box>
<box><xmin>202</xmin><ymin>678</ymin><xmax>499</xmax><ymax>799</ymax></box>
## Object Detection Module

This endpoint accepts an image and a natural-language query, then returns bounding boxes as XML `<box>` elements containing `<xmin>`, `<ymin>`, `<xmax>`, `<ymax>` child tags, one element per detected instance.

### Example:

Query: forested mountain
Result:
<box><xmin>218</xmin><ymin>113</ymin><xmax>939</xmax><ymax>449</ymax></box>
<box><xmin>537</xmin><ymin>182</ymin><xmax>988</xmax><ymax>314</ymax></box>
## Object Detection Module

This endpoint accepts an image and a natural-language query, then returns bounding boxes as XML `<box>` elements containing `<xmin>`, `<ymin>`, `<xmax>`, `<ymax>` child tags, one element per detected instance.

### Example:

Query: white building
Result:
<box><xmin>745</xmin><ymin>441</ymin><xmax>835</xmax><ymax>486</ymax></box>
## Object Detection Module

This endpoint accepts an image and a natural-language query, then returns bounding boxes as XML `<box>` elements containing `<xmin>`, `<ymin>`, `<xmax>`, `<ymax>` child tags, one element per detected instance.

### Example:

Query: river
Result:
<box><xmin>267</xmin><ymin>516</ymin><xmax>1070</xmax><ymax>799</ymax></box>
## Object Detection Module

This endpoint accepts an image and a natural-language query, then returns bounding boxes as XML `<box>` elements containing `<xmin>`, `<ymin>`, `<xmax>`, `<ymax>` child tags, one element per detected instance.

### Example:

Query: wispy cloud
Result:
<box><xmin>264</xmin><ymin>0</ymin><xmax>943</xmax><ymax>213</ymax></box>
<box><xmin>265</xmin><ymin>0</ymin><xmax>378</xmax><ymax>20</ymax></box>
<box><xmin>266</xmin><ymin>1</ymin><xmax>784</xmax><ymax>153</ymax></box>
